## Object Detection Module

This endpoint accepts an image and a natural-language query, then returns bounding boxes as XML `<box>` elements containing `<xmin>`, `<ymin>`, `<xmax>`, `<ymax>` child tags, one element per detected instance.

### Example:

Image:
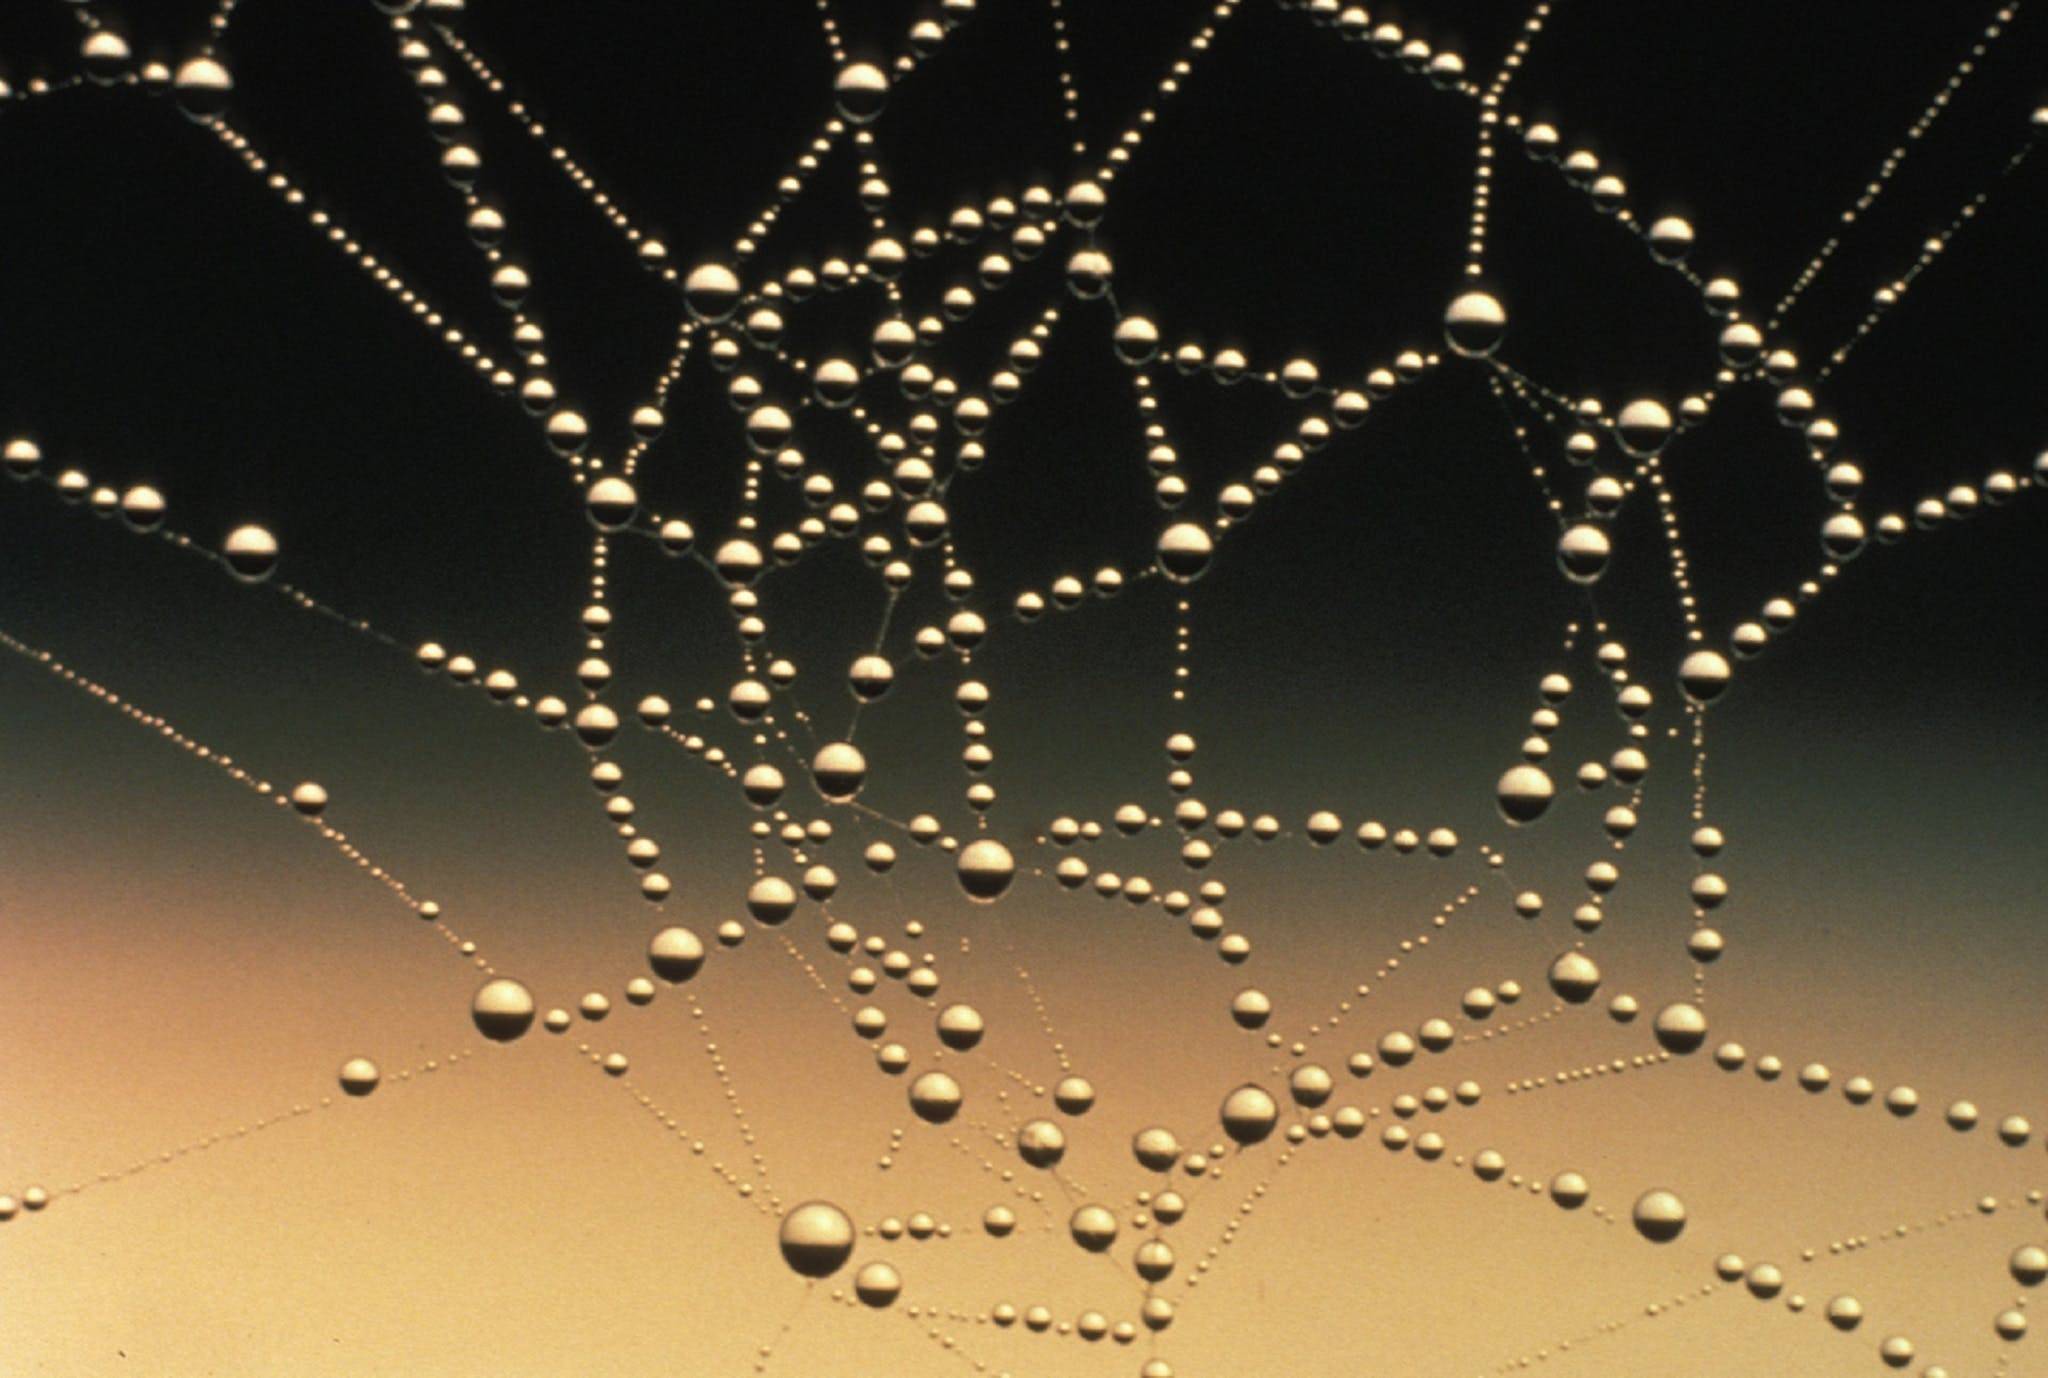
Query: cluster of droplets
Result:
<box><xmin>6</xmin><ymin>2</ymin><xmax>2048</xmax><ymax>1376</ymax></box>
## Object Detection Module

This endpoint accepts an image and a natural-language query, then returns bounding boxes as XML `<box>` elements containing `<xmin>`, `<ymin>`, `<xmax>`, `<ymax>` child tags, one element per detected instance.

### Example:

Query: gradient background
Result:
<box><xmin>4</xmin><ymin>2</ymin><xmax>2048</xmax><ymax>1375</ymax></box>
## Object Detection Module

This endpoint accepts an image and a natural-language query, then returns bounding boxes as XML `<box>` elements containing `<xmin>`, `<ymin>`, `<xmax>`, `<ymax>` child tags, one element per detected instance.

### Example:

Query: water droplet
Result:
<box><xmin>1631</xmin><ymin>1189</ymin><xmax>1687</xmax><ymax>1242</ymax></box>
<box><xmin>956</xmin><ymin>838</ymin><xmax>1015</xmax><ymax>901</ymax></box>
<box><xmin>1444</xmin><ymin>290</ymin><xmax>1507</xmax><ymax>358</ymax></box>
<box><xmin>471</xmin><ymin>978</ymin><xmax>536</xmax><ymax>1042</ymax></box>
<box><xmin>172</xmin><ymin>56</ymin><xmax>232</xmax><ymax>121</ymax></box>
<box><xmin>1068</xmin><ymin>1203</ymin><xmax>1119</xmax><ymax>1251</ymax></box>
<box><xmin>834</xmin><ymin>61</ymin><xmax>889</xmax><ymax>123</ymax></box>
<box><xmin>338</xmin><ymin>1057</ymin><xmax>380</xmax><ymax>1096</ymax></box>
<box><xmin>1557</xmin><ymin>524</ymin><xmax>1610</xmax><ymax>584</ymax></box>
<box><xmin>909</xmin><ymin>1071</ymin><xmax>963</xmax><ymax>1123</ymax></box>
<box><xmin>648</xmin><ymin>926</ymin><xmax>705</xmax><ymax>983</ymax></box>
<box><xmin>1548</xmin><ymin>951</ymin><xmax>1602</xmax><ymax>1003</ymax></box>
<box><xmin>778</xmin><ymin>1200</ymin><xmax>854</xmax><ymax>1278</ymax></box>
<box><xmin>810</xmin><ymin>741</ymin><xmax>868</xmax><ymax>801</ymax></box>
<box><xmin>1497</xmin><ymin>764</ymin><xmax>1555</xmax><ymax>824</ymax></box>
<box><xmin>1652</xmin><ymin>1002</ymin><xmax>1708</xmax><ymax>1054</ymax></box>
<box><xmin>585</xmin><ymin>477</ymin><xmax>639</xmax><ymax>531</ymax></box>
<box><xmin>222</xmin><ymin>525</ymin><xmax>278</xmax><ymax>583</ymax></box>
<box><xmin>1156</xmin><ymin>523</ymin><xmax>1214</xmax><ymax>583</ymax></box>
<box><xmin>1018</xmin><ymin>1119</ymin><xmax>1067</xmax><ymax>1167</ymax></box>
<box><xmin>854</xmin><ymin>1260</ymin><xmax>901</xmax><ymax>1307</ymax></box>
<box><xmin>1220</xmin><ymin>1083</ymin><xmax>1278</xmax><ymax>1145</ymax></box>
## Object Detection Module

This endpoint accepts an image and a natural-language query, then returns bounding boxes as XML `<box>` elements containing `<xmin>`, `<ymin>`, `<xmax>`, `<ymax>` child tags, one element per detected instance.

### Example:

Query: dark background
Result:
<box><xmin>3</xmin><ymin>0</ymin><xmax>2045</xmax><ymax>700</ymax></box>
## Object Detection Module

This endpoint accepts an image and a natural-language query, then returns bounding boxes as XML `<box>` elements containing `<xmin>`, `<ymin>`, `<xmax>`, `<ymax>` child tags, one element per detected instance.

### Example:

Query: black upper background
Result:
<box><xmin>1</xmin><ymin>0</ymin><xmax>2044</xmax><ymax>730</ymax></box>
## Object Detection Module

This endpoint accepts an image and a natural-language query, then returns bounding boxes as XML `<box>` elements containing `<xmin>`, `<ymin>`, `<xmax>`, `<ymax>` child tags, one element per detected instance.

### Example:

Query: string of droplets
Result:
<box><xmin>1767</xmin><ymin>3</ymin><xmax>2023</xmax><ymax>332</ymax></box>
